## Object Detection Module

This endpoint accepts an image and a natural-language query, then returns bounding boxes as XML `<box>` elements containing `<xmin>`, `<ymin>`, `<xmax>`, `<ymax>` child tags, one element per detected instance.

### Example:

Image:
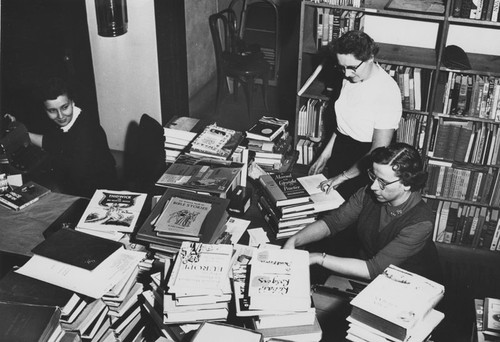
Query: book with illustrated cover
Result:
<box><xmin>247</xmin><ymin>248</ymin><xmax>311</xmax><ymax>313</ymax></box>
<box><xmin>167</xmin><ymin>242</ymin><xmax>233</xmax><ymax>297</ymax></box>
<box><xmin>76</xmin><ymin>190</ymin><xmax>147</xmax><ymax>234</ymax></box>
<box><xmin>156</xmin><ymin>162</ymin><xmax>243</xmax><ymax>197</ymax></box>
<box><xmin>189</xmin><ymin>124</ymin><xmax>245</xmax><ymax>160</ymax></box>
<box><xmin>350</xmin><ymin>265</ymin><xmax>445</xmax><ymax>341</ymax></box>
<box><xmin>154</xmin><ymin>196</ymin><xmax>212</xmax><ymax>237</ymax></box>
<box><xmin>136</xmin><ymin>188</ymin><xmax>230</xmax><ymax>249</ymax></box>
<box><xmin>259</xmin><ymin>172</ymin><xmax>310</xmax><ymax>207</ymax></box>
<box><xmin>0</xmin><ymin>181</ymin><xmax>50</xmax><ymax>211</ymax></box>
<box><xmin>246</xmin><ymin>116</ymin><xmax>289</xmax><ymax>142</ymax></box>
<box><xmin>483</xmin><ymin>297</ymin><xmax>500</xmax><ymax>338</ymax></box>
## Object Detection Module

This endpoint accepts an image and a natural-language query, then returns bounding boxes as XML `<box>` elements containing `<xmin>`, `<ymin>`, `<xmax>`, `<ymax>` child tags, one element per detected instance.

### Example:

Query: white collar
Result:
<box><xmin>61</xmin><ymin>105</ymin><xmax>82</xmax><ymax>133</ymax></box>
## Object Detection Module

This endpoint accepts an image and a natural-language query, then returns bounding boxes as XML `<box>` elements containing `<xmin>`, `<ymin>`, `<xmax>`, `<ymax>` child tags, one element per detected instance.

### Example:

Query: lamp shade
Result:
<box><xmin>95</xmin><ymin>0</ymin><xmax>128</xmax><ymax>37</ymax></box>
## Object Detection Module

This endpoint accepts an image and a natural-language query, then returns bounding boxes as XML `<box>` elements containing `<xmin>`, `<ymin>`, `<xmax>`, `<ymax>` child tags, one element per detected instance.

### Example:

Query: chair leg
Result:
<box><xmin>243</xmin><ymin>77</ymin><xmax>255</xmax><ymax>119</ymax></box>
<box><xmin>215</xmin><ymin>74</ymin><xmax>226</xmax><ymax>115</ymax></box>
<box><xmin>233</xmin><ymin>78</ymin><xmax>239</xmax><ymax>102</ymax></box>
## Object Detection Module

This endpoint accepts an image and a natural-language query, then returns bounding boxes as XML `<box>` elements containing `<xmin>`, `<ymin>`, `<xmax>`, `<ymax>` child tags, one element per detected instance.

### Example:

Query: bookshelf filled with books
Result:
<box><xmin>294</xmin><ymin>0</ymin><xmax>445</xmax><ymax>164</ymax></box>
<box><xmin>295</xmin><ymin>0</ymin><xmax>500</xmax><ymax>254</ymax></box>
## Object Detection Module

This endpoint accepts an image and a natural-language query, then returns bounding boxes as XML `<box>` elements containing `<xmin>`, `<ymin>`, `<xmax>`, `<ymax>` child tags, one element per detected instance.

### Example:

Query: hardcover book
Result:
<box><xmin>0</xmin><ymin>181</ymin><xmax>50</xmax><ymax>211</ymax></box>
<box><xmin>349</xmin><ymin>264</ymin><xmax>445</xmax><ymax>341</ymax></box>
<box><xmin>167</xmin><ymin>242</ymin><xmax>233</xmax><ymax>297</ymax></box>
<box><xmin>154</xmin><ymin>196</ymin><xmax>212</xmax><ymax>237</ymax></box>
<box><xmin>483</xmin><ymin>297</ymin><xmax>500</xmax><ymax>337</ymax></box>
<box><xmin>247</xmin><ymin>248</ymin><xmax>311</xmax><ymax>312</ymax></box>
<box><xmin>246</xmin><ymin>116</ymin><xmax>289</xmax><ymax>142</ymax></box>
<box><xmin>0</xmin><ymin>301</ymin><xmax>61</xmax><ymax>342</ymax></box>
<box><xmin>259</xmin><ymin>172</ymin><xmax>310</xmax><ymax>207</ymax></box>
<box><xmin>136</xmin><ymin>188</ymin><xmax>230</xmax><ymax>248</ymax></box>
<box><xmin>189</xmin><ymin>124</ymin><xmax>245</xmax><ymax>160</ymax></box>
<box><xmin>76</xmin><ymin>189</ymin><xmax>147</xmax><ymax>234</ymax></box>
<box><xmin>191</xmin><ymin>322</ymin><xmax>263</xmax><ymax>342</ymax></box>
<box><xmin>156</xmin><ymin>162</ymin><xmax>243</xmax><ymax>198</ymax></box>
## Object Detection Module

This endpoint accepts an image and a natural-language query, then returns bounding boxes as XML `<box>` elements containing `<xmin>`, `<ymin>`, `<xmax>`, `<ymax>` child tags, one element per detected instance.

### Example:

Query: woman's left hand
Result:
<box><xmin>310</xmin><ymin>252</ymin><xmax>323</xmax><ymax>266</ymax></box>
<box><xmin>319</xmin><ymin>174</ymin><xmax>344</xmax><ymax>194</ymax></box>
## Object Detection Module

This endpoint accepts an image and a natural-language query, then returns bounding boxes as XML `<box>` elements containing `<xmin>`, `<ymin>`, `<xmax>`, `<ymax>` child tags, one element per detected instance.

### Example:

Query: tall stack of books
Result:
<box><xmin>163</xmin><ymin>116</ymin><xmax>202</xmax><ymax>164</ymax></box>
<box><xmin>347</xmin><ymin>265</ymin><xmax>445</xmax><ymax>342</ymax></box>
<box><xmin>257</xmin><ymin>172</ymin><xmax>345</xmax><ymax>240</ymax></box>
<box><xmin>135</xmin><ymin>188</ymin><xmax>230</xmax><ymax>257</ymax></box>
<box><xmin>258</xmin><ymin>172</ymin><xmax>313</xmax><ymax>239</ymax></box>
<box><xmin>231</xmin><ymin>245</ymin><xmax>322</xmax><ymax>342</ymax></box>
<box><xmin>246</xmin><ymin>116</ymin><xmax>296</xmax><ymax>172</ymax></box>
<box><xmin>153</xmin><ymin>242</ymin><xmax>234</xmax><ymax>324</ymax></box>
<box><xmin>473</xmin><ymin>297</ymin><xmax>500</xmax><ymax>342</ymax></box>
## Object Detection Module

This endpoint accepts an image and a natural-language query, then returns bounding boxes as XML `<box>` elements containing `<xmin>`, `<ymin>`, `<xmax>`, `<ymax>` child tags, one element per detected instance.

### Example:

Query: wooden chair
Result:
<box><xmin>209</xmin><ymin>8</ymin><xmax>270</xmax><ymax>118</ymax></box>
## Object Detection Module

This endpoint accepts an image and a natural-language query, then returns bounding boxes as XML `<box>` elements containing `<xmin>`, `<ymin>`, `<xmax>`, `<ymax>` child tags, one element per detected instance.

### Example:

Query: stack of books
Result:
<box><xmin>186</xmin><ymin>123</ymin><xmax>245</xmax><ymax>161</ymax></box>
<box><xmin>0</xmin><ymin>180</ymin><xmax>51</xmax><ymax>211</ymax></box>
<box><xmin>473</xmin><ymin>297</ymin><xmax>500</xmax><ymax>342</ymax></box>
<box><xmin>347</xmin><ymin>265</ymin><xmax>445</xmax><ymax>342</ymax></box>
<box><xmin>163</xmin><ymin>116</ymin><xmax>201</xmax><ymax>164</ymax></box>
<box><xmin>231</xmin><ymin>245</ymin><xmax>322</xmax><ymax>342</ymax></box>
<box><xmin>75</xmin><ymin>189</ymin><xmax>148</xmax><ymax>241</ymax></box>
<box><xmin>163</xmin><ymin>242</ymin><xmax>233</xmax><ymax>323</ymax></box>
<box><xmin>155</xmin><ymin>159</ymin><xmax>244</xmax><ymax>199</ymax></box>
<box><xmin>135</xmin><ymin>188</ymin><xmax>230</xmax><ymax>257</ymax></box>
<box><xmin>246</xmin><ymin>116</ymin><xmax>294</xmax><ymax>172</ymax></box>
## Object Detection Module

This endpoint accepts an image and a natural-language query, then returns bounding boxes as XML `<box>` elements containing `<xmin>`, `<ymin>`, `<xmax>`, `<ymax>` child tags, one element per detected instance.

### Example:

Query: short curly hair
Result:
<box><xmin>329</xmin><ymin>30</ymin><xmax>379</xmax><ymax>62</ymax></box>
<box><xmin>370</xmin><ymin>143</ymin><xmax>428</xmax><ymax>191</ymax></box>
<box><xmin>38</xmin><ymin>77</ymin><xmax>73</xmax><ymax>103</ymax></box>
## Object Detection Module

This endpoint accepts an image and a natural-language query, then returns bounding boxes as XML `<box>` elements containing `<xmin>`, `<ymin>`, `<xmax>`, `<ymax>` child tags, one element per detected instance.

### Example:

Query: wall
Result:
<box><xmin>185</xmin><ymin>1</ymin><xmax>218</xmax><ymax>100</ymax></box>
<box><xmin>85</xmin><ymin>0</ymin><xmax>161</xmax><ymax>151</ymax></box>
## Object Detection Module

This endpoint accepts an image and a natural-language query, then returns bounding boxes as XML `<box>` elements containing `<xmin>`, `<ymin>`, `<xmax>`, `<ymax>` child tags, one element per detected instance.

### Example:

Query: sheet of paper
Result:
<box><xmin>247</xmin><ymin>227</ymin><xmax>269</xmax><ymax>246</ymax></box>
<box><xmin>16</xmin><ymin>247</ymin><xmax>146</xmax><ymax>298</ymax></box>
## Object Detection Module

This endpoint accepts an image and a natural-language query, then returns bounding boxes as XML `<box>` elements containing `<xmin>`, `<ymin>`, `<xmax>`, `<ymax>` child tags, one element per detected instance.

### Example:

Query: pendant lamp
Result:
<box><xmin>95</xmin><ymin>0</ymin><xmax>128</xmax><ymax>37</ymax></box>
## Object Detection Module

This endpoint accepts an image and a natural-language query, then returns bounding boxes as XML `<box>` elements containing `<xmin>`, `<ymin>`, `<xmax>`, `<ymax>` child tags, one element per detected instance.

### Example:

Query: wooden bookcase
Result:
<box><xmin>294</xmin><ymin>2</ymin><xmax>500</xmax><ymax>337</ymax></box>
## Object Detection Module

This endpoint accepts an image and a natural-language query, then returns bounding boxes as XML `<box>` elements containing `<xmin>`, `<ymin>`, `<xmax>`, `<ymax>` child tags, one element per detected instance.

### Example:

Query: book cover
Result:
<box><xmin>246</xmin><ymin>117</ymin><xmax>288</xmax><ymax>142</ymax></box>
<box><xmin>483</xmin><ymin>297</ymin><xmax>500</xmax><ymax>337</ymax></box>
<box><xmin>0</xmin><ymin>301</ymin><xmax>61</xmax><ymax>342</ymax></box>
<box><xmin>156</xmin><ymin>162</ymin><xmax>242</xmax><ymax>197</ymax></box>
<box><xmin>0</xmin><ymin>270</ymin><xmax>75</xmax><ymax>308</ymax></box>
<box><xmin>136</xmin><ymin>188</ymin><xmax>230</xmax><ymax>248</ymax></box>
<box><xmin>31</xmin><ymin>227</ymin><xmax>122</xmax><ymax>270</ymax></box>
<box><xmin>250</xmin><ymin>315</ymin><xmax>322</xmax><ymax>342</ymax></box>
<box><xmin>0</xmin><ymin>181</ymin><xmax>51</xmax><ymax>211</ymax></box>
<box><xmin>189</xmin><ymin>124</ymin><xmax>244</xmax><ymax>160</ymax></box>
<box><xmin>247</xmin><ymin>248</ymin><xmax>311</xmax><ymax>312</ymax></box>
<box><xmin>154</xmin><ymin>196</ymin><xmax>212</xmax><ymax>237</ymax></box>
<box><xmin>76</xmin><ymin>190</ymin><xmax>147</xmax><ymax>234</ymax></box>
<box><xmin>259</xmin><ymin>172</ymin><xmax>310</xmax><ymax>207</ymax></box>
<box><xmin>191</xmin><ymin>322</ymin><xmax>263</xmax><ymax>342</ymax></box>
<box><xmin>349</xmin><ymin>265</ymin><xmax>445</xmax><ymax>341</ymax></box>
<box><xmin>167</xmin><ymin>242</ymin><xmax>233</xmax><ymax>297</ymax></box>
<box><xmin>384</xmin><ymin>0</ymin><xmax>445</xmax><ymax>14</ymax></box>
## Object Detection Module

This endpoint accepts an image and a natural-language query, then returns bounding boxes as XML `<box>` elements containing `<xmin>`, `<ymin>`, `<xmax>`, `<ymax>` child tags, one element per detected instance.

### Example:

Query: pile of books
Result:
<box><xmin>346</xmin><ymin>265</ymin><xmax>445</xmax><ymax>342</ymax></box>
<box><xmin>473</xmin><ymin>297</ymin><xmax>500</xmax><ymax>342</ymax></box>
<box><xmin>163</xmin><ymin>116</ymin><xmax>202</xmax><ymax>164</ymax></box>
<box><xmin>231</xmin><ymin>245</ymin><xmax>322</xmax><ymax>342</ymax></box>
<box><xmin>144</xmin><ymin>242</ymin><xmax>233</xmax><ymax>328</ymax></box>
<box><xmin>246</xmin><ymin>116</ymin><xmax>296</xmax><ymax>172</ymax></box>
<box><xmin>257</xmin><ymin>172</ymin><xmax>344</xmax><ymax>240</ymax></box>
<box><xmin>186</xmin><ymin>123</ymin><xmax>245</xmax><ymax>161</ymax></box>
<box><xmin>2</xmin><ymin>228</ymin><xmax>148</xmax><ymax>342</ymax></box>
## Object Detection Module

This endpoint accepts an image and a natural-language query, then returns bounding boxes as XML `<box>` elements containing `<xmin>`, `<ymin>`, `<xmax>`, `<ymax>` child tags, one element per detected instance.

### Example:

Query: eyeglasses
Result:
<box><xmin>335</xmin><ymin>60</ymin><xmax>364</xmax><ymax>73</ymax></box>
<box><xmin>367</xmin><ymin>169</ymin><xmax>400</xmax><ymax>190</ymax></box>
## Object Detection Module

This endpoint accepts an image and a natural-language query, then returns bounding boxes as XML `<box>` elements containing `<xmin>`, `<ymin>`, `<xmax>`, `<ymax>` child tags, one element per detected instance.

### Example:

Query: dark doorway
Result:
<box><xmin>1</xmin><ymin>0</ymin><xmax>97</xmax><ymax>133</ymax></box>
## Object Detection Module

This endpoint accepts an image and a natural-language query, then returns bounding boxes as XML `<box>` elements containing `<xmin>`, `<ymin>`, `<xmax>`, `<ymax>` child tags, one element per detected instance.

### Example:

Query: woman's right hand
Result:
<box><xmin>308</xmin><ymin>153</ymin><xmax>328</xmax><ymax>175</ymax></box>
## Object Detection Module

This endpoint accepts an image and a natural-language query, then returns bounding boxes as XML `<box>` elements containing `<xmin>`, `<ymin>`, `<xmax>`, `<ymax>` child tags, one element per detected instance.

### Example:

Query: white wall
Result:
<box><xmin>85</xmin><ymin>0</ymin><xmax>161</xmax><ymax>151</ymax></box>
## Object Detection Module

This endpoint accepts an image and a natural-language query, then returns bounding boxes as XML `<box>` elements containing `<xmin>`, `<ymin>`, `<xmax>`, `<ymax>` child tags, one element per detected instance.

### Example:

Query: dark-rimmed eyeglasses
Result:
<box><xmin>367</xmin><ymin>169</ymin><xmax>400</xmax><ymax>190</ymax></box>
<box><xmin>335</xmin><ymin>60</ymin><xmax>364</xmax><ymax>73</ymax></box>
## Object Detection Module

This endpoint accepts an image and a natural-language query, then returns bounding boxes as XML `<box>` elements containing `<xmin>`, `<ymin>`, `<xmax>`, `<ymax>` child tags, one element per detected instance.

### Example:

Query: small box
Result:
<box><xmin>228</xmin><ymin>185</ymin><xmax>252</xmax><ymax>215</ymax></box>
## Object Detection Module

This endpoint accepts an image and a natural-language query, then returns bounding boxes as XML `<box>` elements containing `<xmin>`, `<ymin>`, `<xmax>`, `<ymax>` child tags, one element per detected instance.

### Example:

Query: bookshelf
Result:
<box><xmin>294</xmin><ymin>0</ymin><xmax>500</xmax><ymax>252</ymax></box>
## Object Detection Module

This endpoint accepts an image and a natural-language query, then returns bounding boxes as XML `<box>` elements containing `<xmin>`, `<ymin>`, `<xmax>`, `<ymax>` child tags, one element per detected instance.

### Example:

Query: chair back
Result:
<box><xmin>209</xmin><ymin>9</ymin><xmax>239</xmax><ymax>72</ymax></box>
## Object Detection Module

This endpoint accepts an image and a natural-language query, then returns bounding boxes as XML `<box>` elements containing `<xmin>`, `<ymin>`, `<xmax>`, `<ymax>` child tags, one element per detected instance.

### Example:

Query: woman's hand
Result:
<box><xmin>282</xmin><ymin>237</ymin><xmax>296</xmax><ymax>250</ymax></box>
<box><xmin>319</xmin><ymin>174</ymin><xmax>345</xmax><ymax>194</ymax></box>
<box><xmin>308</xmin><ymin>153</ymin><xmax>328</xmax><ymax>175</ymax></box>
<box><xmin>309</xmin><ymin>252</ymin><xmax>324</xmax><ymax>266</ymax></box>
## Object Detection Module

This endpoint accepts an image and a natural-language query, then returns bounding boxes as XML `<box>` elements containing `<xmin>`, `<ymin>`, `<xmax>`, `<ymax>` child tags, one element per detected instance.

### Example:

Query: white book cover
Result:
<box><xmin>77</xmin><ymin>190</ymin><xmax>147</xmax><ymax>233</ymax></box>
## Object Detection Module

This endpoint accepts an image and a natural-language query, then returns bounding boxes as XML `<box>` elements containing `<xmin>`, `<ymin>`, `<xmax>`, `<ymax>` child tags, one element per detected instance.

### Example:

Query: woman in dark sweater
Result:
<box><xmin>284</xmin><ymin>143</ymin><xmax>441</xmax><ymax>282</ymax></box>
<box><xmin>6</xmin><ymin>77</ymin><xmax>116</xmax><ymax>198</ymax></box>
